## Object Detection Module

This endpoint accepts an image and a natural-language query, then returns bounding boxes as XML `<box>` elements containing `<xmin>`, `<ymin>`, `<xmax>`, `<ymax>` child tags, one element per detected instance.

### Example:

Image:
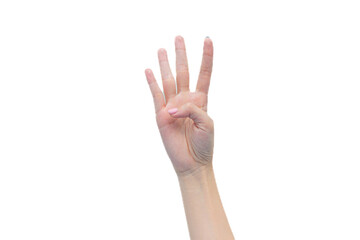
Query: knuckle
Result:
<box><xmin>163</xmin><ymin>76</ymin><xmax>174</xmax><ymax>82</ymax></box>
<box><xmin>153</xmin><ymin>92</ymin><xmax>163</xmax><ymax>99</ymax></box>
<box><xmin>200</xmin><ymin>68</ymin><xmax>212</xmax><ymax>76</ymax></box>
<box><xmin>177</xmin><ymin>69</ymin><xmax>189</xmax><ymax>75</ymax></box>
<box><xmin>176</xmin><ymin>63</ymin><xmax>189</xmax><ymax>70</ymax></box>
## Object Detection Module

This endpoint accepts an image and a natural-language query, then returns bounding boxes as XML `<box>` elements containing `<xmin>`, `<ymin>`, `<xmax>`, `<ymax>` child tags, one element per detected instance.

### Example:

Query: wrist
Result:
<box><xmin>177</xmin><ymin>163</ymin><xmax>215</xmax><ymax>188</ymax></box>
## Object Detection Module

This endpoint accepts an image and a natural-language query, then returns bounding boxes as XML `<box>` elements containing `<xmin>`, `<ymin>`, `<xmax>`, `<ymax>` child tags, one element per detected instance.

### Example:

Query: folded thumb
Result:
<box><xmin>168</xmin><ymin>103</ymin><xmax>212</xmax><ymax>130</ymax></box>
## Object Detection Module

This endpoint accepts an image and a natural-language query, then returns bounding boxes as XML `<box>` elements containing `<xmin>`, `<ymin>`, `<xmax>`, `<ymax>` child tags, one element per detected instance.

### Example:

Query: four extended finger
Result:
<box><xmin>196</xmin><ymin>37</ymin><xmax>213</xmax><ymax>94</ymax></box>
<box><xmin>175</xmin><ymin>35</ymin><xmax>190</xmax><ymax>92</ymax></box>
<box><xmin>158</xmin><ymin>48</ymin><xmax>176</xmax><ymax>102</ymax></box>
<box><xmin>145</xmin><ymin>68</ymin><xmax>165</xmax><ymax>113</ymax></box>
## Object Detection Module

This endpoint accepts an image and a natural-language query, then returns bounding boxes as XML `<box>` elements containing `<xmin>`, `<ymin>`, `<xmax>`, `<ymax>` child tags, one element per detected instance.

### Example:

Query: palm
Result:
<box><xmin>156</xmin><ymin>91</ymin><xmax>207</xmax><ymax>128</ymax></box>
<box><xmin>145</xmin><ymin>36</ymin><xmax>214</xmax><ymax>174</ymax></box>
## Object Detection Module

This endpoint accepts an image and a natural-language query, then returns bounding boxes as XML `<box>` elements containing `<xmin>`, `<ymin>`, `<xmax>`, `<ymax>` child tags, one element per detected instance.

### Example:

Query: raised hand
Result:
<box><xmin>145</xmin><ymin>36</ymin><xmax>214</xmax><ymax>176</ymax></box>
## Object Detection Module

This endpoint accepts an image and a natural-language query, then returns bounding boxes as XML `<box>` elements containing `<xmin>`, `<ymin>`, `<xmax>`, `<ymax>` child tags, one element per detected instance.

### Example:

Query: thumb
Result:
<box><xmin>168</xmin><ymin>103</ymin><xmax>213</xmax><ymax>130</ymax></box>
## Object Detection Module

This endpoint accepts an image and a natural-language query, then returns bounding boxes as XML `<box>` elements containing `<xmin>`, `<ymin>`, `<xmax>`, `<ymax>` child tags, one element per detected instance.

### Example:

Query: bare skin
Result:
<box><xmin>145</xmin><ymin>36</ymin><xmax>234</xmax><ymax>240</ymax></box>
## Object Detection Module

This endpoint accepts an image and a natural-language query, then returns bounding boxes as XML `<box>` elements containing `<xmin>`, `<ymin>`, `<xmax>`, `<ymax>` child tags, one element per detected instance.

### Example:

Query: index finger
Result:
<box><xmin>196</xmin><ymin>37</ymin><xmax>213</xmax><ymax>94</ymax></box>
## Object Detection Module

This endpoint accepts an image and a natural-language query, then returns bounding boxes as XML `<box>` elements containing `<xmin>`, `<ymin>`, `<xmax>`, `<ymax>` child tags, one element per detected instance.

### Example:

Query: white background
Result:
<box><xmin>0</xmin><ymin>0</ymin><xmax>359</xmax><ymax>239</ymax></box>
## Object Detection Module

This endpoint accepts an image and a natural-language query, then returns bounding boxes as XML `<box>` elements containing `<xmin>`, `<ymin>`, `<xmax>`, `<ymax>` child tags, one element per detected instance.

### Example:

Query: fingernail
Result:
<box><xmin>205</xmin><ymin>36</ymin><xmax>210</xmax><ymax>39</ymax></box>
<box><xmin>168</xmin><ymin>108</ymin><xmax>178</xmax><ymax>115</ymax></box>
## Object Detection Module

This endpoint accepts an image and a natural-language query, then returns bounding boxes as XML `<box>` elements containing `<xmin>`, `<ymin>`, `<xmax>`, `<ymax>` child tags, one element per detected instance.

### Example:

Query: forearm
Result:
<box><xmin>177</xmin><ymin>163</ymin><xmax>234</xmax><ymax>240</ymax></box>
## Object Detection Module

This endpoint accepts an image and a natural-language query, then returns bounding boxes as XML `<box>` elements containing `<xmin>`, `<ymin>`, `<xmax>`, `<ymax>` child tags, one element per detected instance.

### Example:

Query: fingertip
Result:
<box><xmin>158</xmin><ymin>48</ymin><xmax>166</xmax><ymax>55</ymax></box>
<box><xmin>175</xmin><ymin>35</ymin><xmax>184</xmax><ymax>41</ymax></box>
<box><xmin>145</xmin><ymin>69</ymin><xmax>155</xmax><ymax>84</ymax></box>
<box><xmin>204</xmin><ymin>37</ymin><xmax>213</xmax><ymax>48</ymax></box>
<box><xmin>175</xmin><ymin>35</ymin><xmax>185</xmax><ymax>46</ymax></box>
<box><xmin>144</xmin><ymin>68</ymin><xmax>150</xmax><ymax>78</ymax></box>
<box><xmin>158</xmin><ymin>48</ymin><xmax>168</xmax><ymax>61</ymax></box>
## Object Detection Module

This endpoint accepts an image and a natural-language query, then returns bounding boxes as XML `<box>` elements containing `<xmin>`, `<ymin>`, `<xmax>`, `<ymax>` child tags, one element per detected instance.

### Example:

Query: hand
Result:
<box><xmin>145</xmin><ymin>36</ymin><xmax>214</xmax><ymax>176</ymax></box>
